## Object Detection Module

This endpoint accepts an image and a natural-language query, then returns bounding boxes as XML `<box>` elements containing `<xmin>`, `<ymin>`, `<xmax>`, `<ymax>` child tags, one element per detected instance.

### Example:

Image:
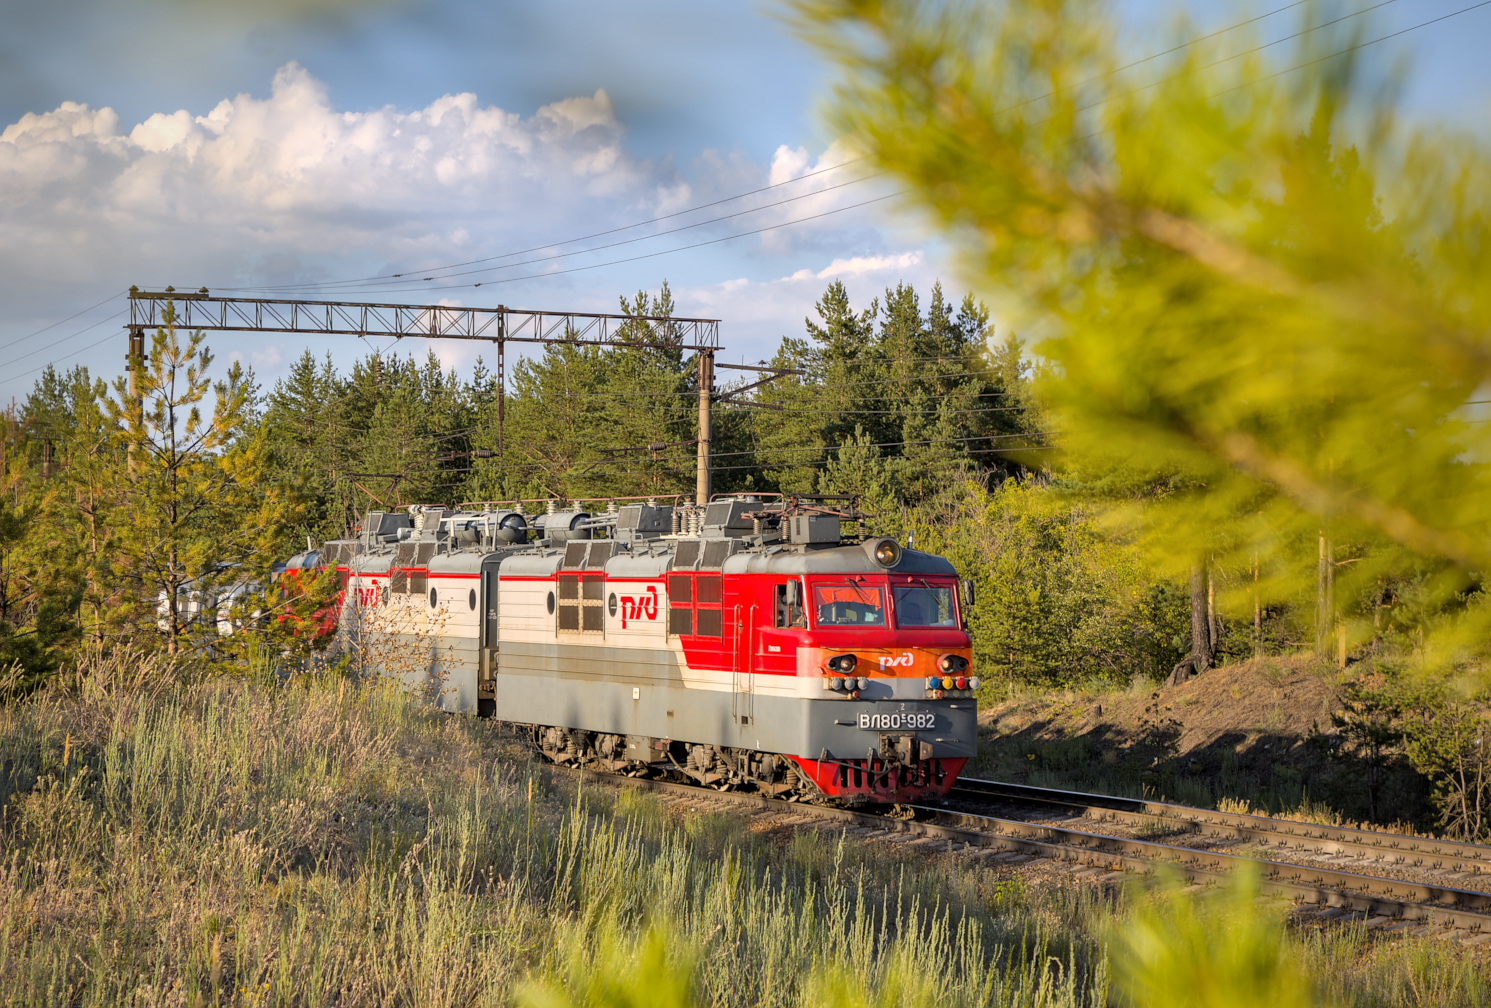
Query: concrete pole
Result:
<box><xmin>696</xmin><ymin>350</ymin><xmax>713</xmax><ymax>503</ymax></box>
<box><xmin>497</xmin><ymin>337</ymin><xmax>505</xmax><ymax>464</ymax></box>
<box><xmin>127</xmin><ymin>326</ymin><xmax>145</xmax><ymax>405</ymax></box>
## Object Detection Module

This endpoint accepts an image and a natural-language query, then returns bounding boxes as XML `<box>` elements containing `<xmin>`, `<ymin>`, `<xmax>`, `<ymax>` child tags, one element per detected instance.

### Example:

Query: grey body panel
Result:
<box><xmin>377</xmin><ymin>631</ymin><xmax>479</xmax><ymax>714</ymax></box>
<box><xmin>492</xmin><ymin>639</ymin><xmax>975</xmax><ymax>760</ymax></box>
<box><xmin>499</xmin><ymin>552</ymin><xmax>565</xmax><ymax>577</ymax></box>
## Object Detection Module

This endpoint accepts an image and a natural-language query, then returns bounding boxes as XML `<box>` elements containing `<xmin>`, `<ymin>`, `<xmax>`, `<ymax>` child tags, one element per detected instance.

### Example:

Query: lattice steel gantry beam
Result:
<box><xmin>126</xmin><ymin>286</ymin><xmax>724</xmax><ymax>498</ymax></box>
<box><xmin>126</xmin><ymin>287</ymin><xmax>722</xmax><ymax>351</ymax></box>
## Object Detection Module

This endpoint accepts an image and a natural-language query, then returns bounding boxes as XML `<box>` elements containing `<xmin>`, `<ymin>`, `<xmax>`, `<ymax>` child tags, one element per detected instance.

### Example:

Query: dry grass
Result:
<box><xmin>0</xmin><ymin>654</ymin><xmax>1103</xmax><ymax>1007</ymax></box>
<box><xmin>1</xmin><ymin>654</ymin><xmax>1488</xmax><ymax>1007</ymax></box>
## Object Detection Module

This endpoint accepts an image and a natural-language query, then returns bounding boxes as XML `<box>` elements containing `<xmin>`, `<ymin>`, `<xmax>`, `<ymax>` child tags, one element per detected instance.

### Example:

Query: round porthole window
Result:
<box><xmin>468</xmin><ymin>589</ymin><xmax>477</xmax><ymax>611</ymax></box>
<box><xmin>428</xmin><ymin>588</ymin><xmax>438</xmax><ymax>609</ymax></box>
<box><xmin>546</xmin><ymin>591</ymin><xmax>556</xmax><ymax>614</ymax></box>
<box><xmin>608</xmin><ymin>593</ymin><xmax>618</xmax><ymax>617</ymax></box>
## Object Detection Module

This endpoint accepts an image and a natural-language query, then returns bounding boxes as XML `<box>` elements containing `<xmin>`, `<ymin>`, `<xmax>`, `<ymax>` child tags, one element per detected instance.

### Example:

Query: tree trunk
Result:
<box><xmin>1315</xmin><ymin>532</ymin><xmax>1328</xmax><ymax>655</ymax></box>
<box><xmin>1190</xmin><ymin>564</ymin><xmax>1212</xmax><ymax>674</ymax></box>
<box><xmin>1252</xmin><ymin>555</ymin><xmax>1261</xmax><ymax>654</ymax></box>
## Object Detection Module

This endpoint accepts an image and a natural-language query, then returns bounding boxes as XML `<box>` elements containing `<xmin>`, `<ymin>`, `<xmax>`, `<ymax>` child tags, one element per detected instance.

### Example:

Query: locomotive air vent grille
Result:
<box><xmin>395</xmin><ymin>541</ymin><xmax>419</xmax><ymax>568</ymax></box>
<box><xmin>701</xmin><ymin>539</ymin><xmax>735</xmax><ymax>569</ymax></box>
<box><xmin>562</xmin><ymin>541</ymin><xmax>588</xmax><ymax>568</ymax></box>
<box><xmin>587</xmin><ymin>542</ymin><xmax>615</xmax><ymax>567</ymax></box>
<box><xmin>703</xmin><ymin>501</ymin><xmax>733</xmax><ymax>528</ymax></box>
<box><xmin>674</xmin><ymin>541</ymin><xmax>700</xmax><ymax>568</ymax></box>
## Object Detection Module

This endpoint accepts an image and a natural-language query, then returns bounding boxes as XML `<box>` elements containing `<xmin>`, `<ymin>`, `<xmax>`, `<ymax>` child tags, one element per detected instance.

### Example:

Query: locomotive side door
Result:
<box><xmin>479</xmin><ymin>557</ymin><xmax>501</xmax><ymax>711</ymax></box>
<box><xmin>732</xmin><ymin>603</ymin><xmax>756</xmax><ymax>726</ymax></box>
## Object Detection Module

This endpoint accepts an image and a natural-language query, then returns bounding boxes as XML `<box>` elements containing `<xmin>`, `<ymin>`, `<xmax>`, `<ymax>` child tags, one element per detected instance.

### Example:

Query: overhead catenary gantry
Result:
<box><xmin>126</xmin><ymin>286</ymin><xmax>751</xmax><ymax>501</ymax></box>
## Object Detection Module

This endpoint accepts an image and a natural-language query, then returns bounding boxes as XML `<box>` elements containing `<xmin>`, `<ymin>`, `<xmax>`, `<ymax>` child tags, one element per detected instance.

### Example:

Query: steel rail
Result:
<box><xmin>564</xmin><ymin>767</ymin><xmax>1491</xmax><ymax>933</ymax></box>
<box><xmin>951</xmin><ymin>778</ymin><xmax>1491</xmax><ymax>876</ymax></box>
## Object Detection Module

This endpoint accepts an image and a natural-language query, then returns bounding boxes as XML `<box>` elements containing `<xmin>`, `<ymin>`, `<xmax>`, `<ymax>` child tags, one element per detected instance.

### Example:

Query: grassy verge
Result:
<box><xmin>970</xmin><ymin>660</ymin><xmax>1432</xmax><ymax>831</ymax></box>
<box><xmin>1</xmin><ymin>655</ymin><xmax>1487</xmax><ymax>1006</ymax></box>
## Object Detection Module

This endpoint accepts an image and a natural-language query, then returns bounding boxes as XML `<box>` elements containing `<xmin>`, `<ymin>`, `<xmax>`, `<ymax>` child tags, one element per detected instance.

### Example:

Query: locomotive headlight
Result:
<box><xmin>873</xmin><ymin>540</ymin><xmax>902</xmax><ymax>567</ymax></box>
<box><xmin>938</xmin><ymin>654</ymin><xmax>968</xmax><ymax>673</ymax></box>
<box><xmin>828</xmin><ymin>654</ymin><xmax>858</xmax><ymax>673</ymax></box>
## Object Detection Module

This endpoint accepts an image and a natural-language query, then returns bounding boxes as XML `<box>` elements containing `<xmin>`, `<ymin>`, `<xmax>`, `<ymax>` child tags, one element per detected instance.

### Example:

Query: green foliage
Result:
<box><xmin>1107</xmin><ymin>868</ymin><xmax>1323</xmax><ymax>1008</ymax></box>
<box><xmin>2</xmin><ymin>277</ymin><xmax>1044</xmax><ymax>683</ymax></box>
<box><xmin>787</xmin><ymin>0</ymin><xmax>1491</xmax><ymax>667</ymax></box>
<box><xmin>104</xmin><ymin>313</ymin><xmax>299</xmax><ymax>657</ymax></box>
<box><xmin>750</xmin><ymin>279</ymin><xmax>1036</xmax><ymax>514</ymax></box>
<box><xmin>912</xmin><ymin>480</ymin><xmax>1189</xmax><ymax>686</ymax></box>
<box><xmin>1326</xmin><ymin>682</ymin><xmax>1405</xmax><ymax>823</ymax></box>
<box><xmin>1399</xmin><ymin>684</ymin><xmax>1491</xmax><ymax>841</ymax></box>
<box><xmin>517</xmin><ymin>926</ymin><xmax>699</xmax><ymax>1008</ymax></box>
<box><xmin>502</xmin><ymin>283</ymin><xmax>700</xmax><ymax>500</ymax></box>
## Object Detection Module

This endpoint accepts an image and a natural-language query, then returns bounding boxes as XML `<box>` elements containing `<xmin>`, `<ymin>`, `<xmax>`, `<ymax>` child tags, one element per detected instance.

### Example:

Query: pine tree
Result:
<box><xmin>102</xmin><ymin>312</ymin><xmax>298</xmax><ymax>656</ymax></box>
<box><xmin>790</xmin><ymin>0</ymin><xmax>1491</xmax><ymax>658</ymax></box>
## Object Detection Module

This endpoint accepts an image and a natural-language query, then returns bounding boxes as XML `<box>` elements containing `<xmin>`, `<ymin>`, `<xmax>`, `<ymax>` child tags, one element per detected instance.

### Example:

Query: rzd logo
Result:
<box><xmin>620</xmin><ymin>586</ymin><xmax>659</xmax><ymax>628</ymax></box>
<box><xmin>877</xmin><ymin>652</ymin><xmax>914</xmax><ymax>669</ymax></box>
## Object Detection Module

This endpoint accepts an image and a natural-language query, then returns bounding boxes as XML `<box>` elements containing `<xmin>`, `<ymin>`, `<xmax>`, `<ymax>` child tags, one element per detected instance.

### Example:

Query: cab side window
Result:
<box><xmin>774</xmin><ymin>581</ymin><xmax>806</xmax><ymax>628</ymax></box>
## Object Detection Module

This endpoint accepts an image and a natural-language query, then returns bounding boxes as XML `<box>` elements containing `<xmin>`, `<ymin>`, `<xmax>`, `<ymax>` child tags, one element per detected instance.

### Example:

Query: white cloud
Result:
<box><xmin>680</xmin><ymin>248</ymin><xmax>940</xmax><ymax>362</ymax></box>
<box><xmin>0</xmin><ymin>65</ymin><xmax>951</xmax><ymax>399</ymax></box>
<box><xmin>0</xmin><ymin>63</ymin><xmax>681</xmax><ymax>293</ymax></box>
<box><xmin>814</xmin><ymin>251</ymin><xmax>923</xmax><ymax>279</ymax></box>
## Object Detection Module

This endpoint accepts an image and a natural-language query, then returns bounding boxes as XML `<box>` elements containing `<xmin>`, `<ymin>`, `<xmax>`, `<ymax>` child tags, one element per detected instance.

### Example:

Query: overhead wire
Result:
<box><xmin>229</xmin><ymin>159</ymin><xmax>868</xmax><ymax>293</ymax></box>
<box><xmin>220</xmin><ymin>1</ymin><xmax>1341</xmax><ymax>299</ymax></box>
<box><xmin>0</xmin><ymin>291</ymin><xmax>125</xmax><ymax>355</ymax></box>
<box><xmin>231</xmin><ymin>171</ymin><xmax>890</xmax><ymax>295</ymax></box>
<box><xmin>1065</xmin><ymin>0</ymin><xmax>1405</xmax><ymax>122</ymax></box>
<box><xmin>421</xmin><ymin>441</ymin><xmax>1061</xmax><ymax>489</ymax></box>
<box><xmin>12</xmin><ymin>2</ymin><xmax>1483</xmax><ymax>390</ymax></box>
<box><xmin>0</xmin><ymin>310</ymin><xmax>129</xmax><ymax>373</ymax></box>
<box><xmin>6</xmin><ymin>326</ymin><xmax>126</xmax><ymax>386</ymax></box>
<box><xmin>283</xmin><ymin>191</ymin><xmax>902</xmax><ymax>298</ymax></box>
<box><xmin>535</xmin><ymin>370</ymin><xmax>1005</xmax><ymax>401</ymax></box>
<box><xmin>395</xmin><ymin>430</ymin><xmax>1058</xmax><ymax>478</ymax></box>
<box><xmin>368</xmin><ymin>1</ymin><xmax>1477</xmax><ymax>302</ymax></box>
<box><xmin>1207</xmin><ymin>0</ymin><xmax>1491</xmax><ymax>99</ymax></box>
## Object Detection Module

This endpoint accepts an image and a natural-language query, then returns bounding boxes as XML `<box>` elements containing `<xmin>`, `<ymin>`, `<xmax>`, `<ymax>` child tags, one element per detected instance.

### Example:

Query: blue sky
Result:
<box><xmin>1</xmin><ymin>0</ymin><xmax>1487</xmax><ymax>402</ymax></box>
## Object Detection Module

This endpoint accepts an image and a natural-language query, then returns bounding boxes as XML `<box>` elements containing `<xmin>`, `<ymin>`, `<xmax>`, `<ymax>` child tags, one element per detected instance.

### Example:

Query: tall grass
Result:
<box><xmin>0</xmin><ymin>656</ymin><xmax>1103</xmax><ymax>1007</ymax></box>
<box><xmin>1</xmin><ymin>656</ymin><xmax>1486</xmax><ymax>1006</ymax></box>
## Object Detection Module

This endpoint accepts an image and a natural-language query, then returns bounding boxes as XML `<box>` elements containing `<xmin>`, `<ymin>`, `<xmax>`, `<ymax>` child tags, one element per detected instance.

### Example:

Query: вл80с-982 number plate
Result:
<box><xmin>857</xmin><ymin>711</ymin><xmax>935</xmax><ymax>730</ymax></box>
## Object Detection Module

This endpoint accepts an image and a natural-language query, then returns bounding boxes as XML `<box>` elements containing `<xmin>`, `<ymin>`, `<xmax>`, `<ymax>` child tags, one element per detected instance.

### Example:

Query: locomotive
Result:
<box><xmin>285</xmin><ymin>495</ymin><xmax>980</xmax><ymax>805</ymax></box>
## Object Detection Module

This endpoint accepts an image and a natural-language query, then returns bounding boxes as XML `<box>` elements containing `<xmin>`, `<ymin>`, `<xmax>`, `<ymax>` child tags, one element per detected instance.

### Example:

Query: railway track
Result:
<box><xmin>950</xmin><ymin>778</ymin><xmax>1491</xmax><ymax>879</ymax></box>
<box><xmin>566</xmin><ymin>765</ymin><xmax>1491</xmax><ymax>939</ymax></box>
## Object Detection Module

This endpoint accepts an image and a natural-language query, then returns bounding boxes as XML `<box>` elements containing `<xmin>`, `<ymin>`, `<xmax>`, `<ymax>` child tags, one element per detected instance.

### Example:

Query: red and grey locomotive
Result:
<box><xmin>285</xmin><ymin>496</ymin><xmax>979</xmax><ymax>804</ymax></box>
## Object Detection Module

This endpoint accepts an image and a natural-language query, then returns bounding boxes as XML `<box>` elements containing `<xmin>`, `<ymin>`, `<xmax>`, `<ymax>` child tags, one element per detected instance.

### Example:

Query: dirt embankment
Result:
<box><xmin>973</xmin><ymin>658</ymin><xmax>1427</xmax><ymax>825</ymax></box>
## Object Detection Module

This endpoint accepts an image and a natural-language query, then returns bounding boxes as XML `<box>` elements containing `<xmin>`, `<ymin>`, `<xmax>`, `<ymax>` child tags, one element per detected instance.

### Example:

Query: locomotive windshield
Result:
<box><xmin>892</xmin><ymin>584</ymin><xmax>957</xmax><ymax>628</ymax></box>
<box><xmin>812</xmin><ymin>584</ymin><xmax>886</xmax><ymax>626</ymax></box>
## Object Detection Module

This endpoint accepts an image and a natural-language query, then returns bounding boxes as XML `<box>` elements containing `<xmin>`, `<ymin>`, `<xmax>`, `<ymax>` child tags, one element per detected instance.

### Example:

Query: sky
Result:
<box><xmin>1</xmin><ymin>0</ymin><xmax>1488</xmax><ymax>404</ymax></box>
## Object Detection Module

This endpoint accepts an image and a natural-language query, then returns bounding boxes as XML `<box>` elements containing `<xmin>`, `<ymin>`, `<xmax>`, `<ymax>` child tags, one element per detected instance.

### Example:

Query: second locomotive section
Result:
<box><xmin>335</xmin><ymin>497</ymin><xmax>979</xmax><ymax>804</ymax></box>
